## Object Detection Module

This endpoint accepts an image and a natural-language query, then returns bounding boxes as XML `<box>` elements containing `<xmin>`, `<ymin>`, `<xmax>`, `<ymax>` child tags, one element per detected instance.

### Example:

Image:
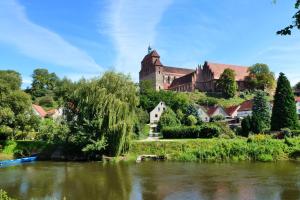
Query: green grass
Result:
<box><xmin>128</xmin><ymin>136</ymin><xmax>300</xmax><ymax>162</ymax></box>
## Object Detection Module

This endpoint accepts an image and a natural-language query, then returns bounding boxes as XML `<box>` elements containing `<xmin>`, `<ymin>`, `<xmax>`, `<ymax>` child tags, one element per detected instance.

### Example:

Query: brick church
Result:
<box><xmin>139</xmin><ymin>48</ymin><xmax>249</xmax><ymax>92</ymax></box>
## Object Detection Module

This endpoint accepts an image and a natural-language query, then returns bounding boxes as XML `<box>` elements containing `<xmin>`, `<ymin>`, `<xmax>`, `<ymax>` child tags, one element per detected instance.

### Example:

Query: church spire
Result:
<box><xmin>148</xmin><ymin>45</ymin><xmax>152</xmax><ymax>54</ymax></box>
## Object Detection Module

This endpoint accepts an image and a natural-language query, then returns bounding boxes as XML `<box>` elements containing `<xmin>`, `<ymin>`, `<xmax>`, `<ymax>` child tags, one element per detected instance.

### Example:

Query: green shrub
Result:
<box><xmin>210</xmin><ymin>115</ymin><xmax>225</xmax><ymax>122</ymax></box>
<box><xmin>161</xmin><ymin>123</ymin><xmax>234</xmax><ymax>139</ymax></box>
<box><xmin>0</xmin><ymin>189</ymin><xmax>16</xmax><ymax>200</ymax></box>
<box><xmin>186</xmin><ymin>115</ymin><xmax>197</xmax><ymax>126</ymax></box>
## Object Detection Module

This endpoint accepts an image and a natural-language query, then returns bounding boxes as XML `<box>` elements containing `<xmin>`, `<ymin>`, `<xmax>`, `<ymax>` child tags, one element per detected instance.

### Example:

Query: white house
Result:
<box><xmin>237</xmin><ymin>100</ymin><xmax>253</xmax><ymax>118</ymax></box>
<box><xmin>47</xmin><ymin>108</ymin><xmax>64</xmax><ymax>120</ymax></box>
<box><xmin>195</xmin><ymin>105</ymin><xmax>210</xmax><ymax>122</ymax></box>
<box><xmin>150</xmin><ymin>101</ymin><xmax>166</xmax><ymax>124</ymax></box>
<box><xmin>207</xmin><ymin>106</ymin><xmax>229</xmax><ymax>119</ymax></box>
<box><xmin>225</xmin><ymin>105</ymin><xmax>240</xmax><ymax>119</ymax></box>
<box><xmin>296</xmin><ymin>97</ymin><xmax>300</xmax><ymax>116</ymax></box>
<box><xmin>149</xmin><ymin>102</ymin><xmax>166</xmax><ymax>136</ymax></box>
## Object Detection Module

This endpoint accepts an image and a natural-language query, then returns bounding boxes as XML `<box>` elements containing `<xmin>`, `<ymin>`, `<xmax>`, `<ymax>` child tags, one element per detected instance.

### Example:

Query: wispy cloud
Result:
<box><xmin>255</xmin><ymin>36</ymin><xmax>300</xmax><ymax>85</ymax></box>
<box><xmin>101</xmin><ymin>0</ymin><xmax>173</xmax><ymax>80</ymax></box>
<box><xmin>0</xmin><ymin>0</ymin><xmax>102</xmax><ymax>73</ymax></box>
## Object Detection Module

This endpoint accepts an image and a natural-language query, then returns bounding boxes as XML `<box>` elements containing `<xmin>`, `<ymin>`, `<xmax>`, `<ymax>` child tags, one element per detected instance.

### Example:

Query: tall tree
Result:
<box><xmin>216</xmin><ymin>68</ymin><xmax>238</xmax><ymax>99</ymax></box>
<box><xmin>31</xmin><ymin>68</ymin><xmax>58</xmax><ymax>98</ymax></box>
<box><xmin>247</xmin><ymin>63</ymin><xmax>275</xmax><ymax>92</ymax></box>
<box><xmin>277</xmin><ymin>0</ymin><xmax>300</xmax><ymax>35</ymax></box>
<box><xmin>271</xmin><ymin>73</ymin><xmax>299</xmax><ymax>130</ymax></box>
<box><xmin>251</xmin><ymin>90</ymin><xmax>271</xmax><ymax>133</ymax></box>
<box><xmin>65</xmin><ymin>72</ymin><xmax>138</xmax><ymax>156</ymax></box>
<box><xmin>294</xmin><ymin>81</ymin><xmax>300</xmax><ymax>91</ymax></box>
<box><xmin>0</xmin><ymin>70</ymin><xmax>22</xmax><ymax>90</ymax></box>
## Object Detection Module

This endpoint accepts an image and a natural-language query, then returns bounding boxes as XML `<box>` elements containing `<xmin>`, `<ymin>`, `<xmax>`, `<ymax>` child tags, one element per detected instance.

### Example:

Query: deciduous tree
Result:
<box><xmin>217</xmin><ymin>68</ymin><xmax>237</xmax><ymax>99</ymax></box>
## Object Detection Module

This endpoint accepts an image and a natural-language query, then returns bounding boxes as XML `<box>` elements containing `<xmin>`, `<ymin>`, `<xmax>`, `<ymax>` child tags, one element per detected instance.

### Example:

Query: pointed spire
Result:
<box><xmin>148</xmin><ymin>45</ymin><xmax>152</xmax><ymax>54</ymax></box>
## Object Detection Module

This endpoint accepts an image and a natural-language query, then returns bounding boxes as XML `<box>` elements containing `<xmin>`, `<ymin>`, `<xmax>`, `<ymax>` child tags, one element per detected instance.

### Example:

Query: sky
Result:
<box><xmin>0</xmin><ymin>0</ymin><xmax>300</xmax><ymax>88</ymax></box>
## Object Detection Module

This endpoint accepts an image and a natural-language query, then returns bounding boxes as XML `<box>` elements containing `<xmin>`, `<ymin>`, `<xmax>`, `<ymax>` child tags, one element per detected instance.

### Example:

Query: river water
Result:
<box><xmin>0</xmin><ymin>161</ymin><xmax>300</xmax><ymax>200</ymax></box>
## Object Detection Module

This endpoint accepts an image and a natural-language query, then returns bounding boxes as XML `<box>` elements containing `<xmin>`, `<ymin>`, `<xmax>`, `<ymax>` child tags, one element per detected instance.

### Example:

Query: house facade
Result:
<box><xmin>139</xmin><ymin>49</ymin><xmax>249</xmax><ymax>92</ymax></box>
<box><xmin>237</xmin><ymin>100</ymin><xmax>253</xmax><ymax>118</ymax></box>
<box><xmin>296</xmin><ymin>97</ymin><xmax>300</xmax><ymax>116</ymax></box>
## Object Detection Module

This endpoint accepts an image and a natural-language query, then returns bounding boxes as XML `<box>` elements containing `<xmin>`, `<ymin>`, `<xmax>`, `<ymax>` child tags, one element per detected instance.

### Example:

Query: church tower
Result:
<box><xmin>139</xmin><ymin>47</ymin><xmax>164</xmax><ymax>91</ymax></box>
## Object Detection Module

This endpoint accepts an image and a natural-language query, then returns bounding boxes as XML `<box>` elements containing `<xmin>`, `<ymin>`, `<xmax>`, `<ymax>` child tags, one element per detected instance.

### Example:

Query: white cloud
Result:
<box><xmin>0</xmin><ymin>0</ymin><xmax>102</xmax><ymax>73</ymax></box>
<box><xmin>255</xmin><ymin>37</ymin><xmax>300</xmax><ymax>85</ymax></box>
<box><xmin>101</xmin><ymin>0</ymin><xmax>173</xmax><ymax>80</ymax></box>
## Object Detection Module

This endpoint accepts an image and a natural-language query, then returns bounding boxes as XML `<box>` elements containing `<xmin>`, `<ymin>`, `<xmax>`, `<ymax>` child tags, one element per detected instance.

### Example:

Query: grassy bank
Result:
<box><xmin>0</xmin><ymin>140</ymin><xmax>53</xmax><ymax>161</ymax></box>
<box><xmin>128</xmin><ymin>136</ymin><xmax>300</xmax><ymax>162</ymax></box>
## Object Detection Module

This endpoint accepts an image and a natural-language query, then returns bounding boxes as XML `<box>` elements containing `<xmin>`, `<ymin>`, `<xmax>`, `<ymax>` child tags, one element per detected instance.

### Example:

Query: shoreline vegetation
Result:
<box><xmin>2</xmin><ymin>135</ymin><xmax>300</xmax><ymax>162</ymax></box>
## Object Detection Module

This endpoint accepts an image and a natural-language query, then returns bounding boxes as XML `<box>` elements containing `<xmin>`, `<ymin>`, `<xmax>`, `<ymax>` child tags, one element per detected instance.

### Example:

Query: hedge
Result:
<box><xmin>161</xmin><ymin>123</ymin><xmax>228</xmax><ymax>139</ymax></box>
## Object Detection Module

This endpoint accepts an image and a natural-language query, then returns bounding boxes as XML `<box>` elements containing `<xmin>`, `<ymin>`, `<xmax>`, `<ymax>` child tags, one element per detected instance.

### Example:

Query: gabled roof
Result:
<box><xmin>206</xmin><ymin>62</ymin><xmax>249</xmax><ymax>81</ymax></box>
<box><xmin>238</xmin><ymin>100</ymin><xmax>253</xmax><ymax>112</ymax></box>
<box><xmin>32</xmin><ymin>104</ymin><xmax>47</xmax><ymax>118</ymax></box>
<box><xmin>169</xmin><ymin>72</ymin><xmax>195</xmax><ymax>88</ymax></box>
<box><xmin>225</xmin><ymin>105</ymin><xmax>240</xmax><ymax>116</ymax></box>
<box><xmin>163</xmin><ymin>66</ymin><xmax>195</xmax><ymax>75</ymax></box>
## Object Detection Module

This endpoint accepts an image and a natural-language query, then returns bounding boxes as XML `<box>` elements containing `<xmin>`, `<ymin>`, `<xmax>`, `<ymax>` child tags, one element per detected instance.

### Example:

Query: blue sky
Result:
<box><xmin>0</xmin><ymin>0</ymin><xmax>300</xmax><ymax>88</ymax></box>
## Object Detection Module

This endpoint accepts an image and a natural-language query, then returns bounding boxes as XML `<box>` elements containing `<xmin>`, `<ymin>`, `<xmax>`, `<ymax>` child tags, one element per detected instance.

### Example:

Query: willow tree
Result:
<box><xmin>66</xmin><ymin>72</ymin><xmax>138</xmax><ymax>156</ymax></box>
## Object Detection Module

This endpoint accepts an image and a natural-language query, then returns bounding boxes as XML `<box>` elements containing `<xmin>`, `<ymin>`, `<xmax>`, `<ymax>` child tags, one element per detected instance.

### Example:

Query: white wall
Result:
<box><xmin>237</xmin><ymin>111</ymin><xmax>252</xmax><ymax>118</ymax></box>
<box><xmin>297</xmin><ymin>102</ymin><xmax>300</xmax><ymax>114</ymax></box>
<box><xmin>197</xmin><ymin>107</ymin><xmax>210</xmax><ymax>122</ymax></box>
<box><xmin>150</xmin><ymin>102</ymin><xmax>166</xmax><ymax>124</ymax></box>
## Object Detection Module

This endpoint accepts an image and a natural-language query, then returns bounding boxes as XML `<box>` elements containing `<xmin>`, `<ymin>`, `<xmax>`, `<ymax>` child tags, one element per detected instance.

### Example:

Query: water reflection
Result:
<box><xmin>1</xmin><ymin>161</ymin><xmax>300</xmax><ymax>200</ymax></box>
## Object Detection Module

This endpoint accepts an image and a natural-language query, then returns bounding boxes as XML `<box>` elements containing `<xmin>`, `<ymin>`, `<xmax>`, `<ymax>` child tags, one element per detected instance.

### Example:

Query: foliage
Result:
<box><xmin>0</xmin><ymin>189</ymin><xmax>16</xmax><ymax>200</ymax></box>
<box><xmin>36</xmin><ymin>96</ymin><xmax>56</xmax><ymax>109</ymax></box>
<box><xmin>251</xmin><ymin>90</ymin><xmax>271</xmax><ymax>133</ymax></box>
<box><xmin>158</xmin><ymin>107</ymin><xmax>180</xmax><ymax>130</ymax></box>
<box><xmin>277</xmin><ymin>0</ymin><xmax>300</xmax><ymax>35</ymax></box>
<box><xmin>36</xmin><ymin>119</ymin><xmax>69</xmax><ymax>143</ymax></box>
<box><xmin>216</xmin><ymin>68</ymin><xmax>238</xmax><ymax>98</ymax></box>
<box><xmin>0</xmin><ymin>70</ymin><xmax>40</xmax><ymax>140</ymax></box>
<box><xmin>186</xmin><ymin>115</ymin><xmax>197</xmax><ymax>126</ymax></box>
<box><xmin>30</xmin><ymin>68</ymin><xmax>59</xmax><ymax>98</ymax></box>
<box><xmin>271</xmin><ymin>73</ymin><xmax>299</xmax><ymax>130</ymax></box>
<box><xmin>240</xmin><ymin>116</ymin><xmax>252</xmax><ymax>137</ymax></box>
<box><xmin>246</xmin><ymin>64</ymin><xmax>275</xmax><ymax>92</ymax></box>
<box><xmin>64</xmin><ymin>72</ymin><xmax>138</xmax><ymax>156</ymax></box>
<box><xmin>161</xmin><ymin>123</ymin><xmax>234</xmax><ymax>139</ymax></box>
<box><xmin>129</xmin><ymin>136</ymin><xmax>299</xmax><ymax>162</ymax></box>
<box><xmin>294</xmin><ymin>81</ymin><xmax>300</xmax><ymax>91</ymax></box>
<box><xmin>210</xmin><ymin>115</ymin><xmax>225</xmax><ymax>122</ymax></box>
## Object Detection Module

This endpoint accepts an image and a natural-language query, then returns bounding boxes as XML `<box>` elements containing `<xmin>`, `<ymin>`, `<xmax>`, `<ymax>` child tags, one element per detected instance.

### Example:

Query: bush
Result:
<box><xmin>210</xmin><ymin>115</ymin><xmax>225</xmax><ymax>122</ymax></box>
<box><xmin>37</xmin><ymin>95</ymin><xmax>56</xmax><ymax>108</ymax></box>
<box><xmin>158</xmin><ymin>108</ymin><xmax>180</xmax><ymax>130</ymax></box>
<box><xmin>161</xmin><ymin>123</ymin><xmax>234</xmax><ymax>139</ymax></box>
<box><xmin>240</xmin><ymin>116</ymin><xmax>252</xmax><ymax>137</ymax></box>
<box><xmin>186</xmin><ymin>115</ymin><xmax>197</xmax><ymax>126</ymax></box>
<box><xmin>0</xmin><ymin>189</ymin><xmax>16</xmax><ymax>200</ymax></box>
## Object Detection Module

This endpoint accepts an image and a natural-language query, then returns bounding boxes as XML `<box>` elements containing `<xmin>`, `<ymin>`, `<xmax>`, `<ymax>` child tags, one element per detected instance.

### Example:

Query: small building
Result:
<box><xmin>195</xmin><ymin>105</ymin><xmax>210</xmax><ymax>122</ymax></box>
<box><xmin>47</xmin><ymin>108</ymin><xmax>63</xmax><ymax>120</ymax></box>
<box><xmin>149</xmin><ymin>102</ymin><xmax>166</xmax><ymax>135</ymax></box>
<box><xmin>237</xmin><ymin>100</ymin><xmax>253</xmax><ymax>118</ymax></box>
<box><xmin>206</xmin><ymin>106</ymin><xmax>229</xmax><ymax>119</ymax></box>
<box><xmin>32</xmin><ymin>104</ymin><xmax>47</xmax><ymax>118</ymax></box>
<box><xmin>296</xmin><ymin>97</ymin><xmax>300</xmax><ymax>116</ymax></box>
<box><xmin>225</xmin><ymin>105</ymin><xmax>240</xmax><ymax>119</ymax></box>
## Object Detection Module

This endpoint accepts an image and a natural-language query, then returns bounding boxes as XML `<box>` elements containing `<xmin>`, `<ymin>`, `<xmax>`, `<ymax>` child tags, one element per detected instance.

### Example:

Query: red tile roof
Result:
<box><xmin>163</xmin><ymin>66</ymin><xmax>195</xmax><ymax>75</ymax></box>
<box><xmin>206</xmin><ymin>62</ymin><xmax>249</xmax><ymax>81</ymax></box>
<box><xmin>169</xmin><ymin>72</ymin><xmax>195</xmax><ymax>88</ymax></box>
<box><xmin>32</xmin><ymin>104</ymin><xmax>47</xmax><ymax>118</ymax></box>
<box><xmin>238</xmin><ymin>100</ymin><xmax>253</xmax><ymax>112</ymax></box>
<box><xmin>295</xmin><ymin>97</ymin><xmax>300</xmax><ymax>102</ymax></box>
<box><xmin>225</xmin><ymin>105</ymin><xmax>240</xmax><ymax>116</ymax></box>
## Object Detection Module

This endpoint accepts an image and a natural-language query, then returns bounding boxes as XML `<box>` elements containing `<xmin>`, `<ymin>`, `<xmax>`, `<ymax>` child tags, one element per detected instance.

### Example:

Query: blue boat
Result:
<box><xmin>0</xmin><ymin>156</ymin><xmax>37</xmax><ymax>168</ymax></box>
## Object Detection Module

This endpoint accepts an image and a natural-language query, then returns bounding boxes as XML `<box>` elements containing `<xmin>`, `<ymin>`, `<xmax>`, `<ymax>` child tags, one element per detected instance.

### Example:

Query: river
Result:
<box><xmin>1</xmin><ymin>161</ymin><xmax>300</xmax><ymax>200</ymax></box>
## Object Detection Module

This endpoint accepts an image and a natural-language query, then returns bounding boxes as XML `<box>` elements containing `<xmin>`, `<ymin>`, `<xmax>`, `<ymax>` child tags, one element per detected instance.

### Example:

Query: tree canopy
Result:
<box><xmin>247</xmin><ymin>63</ymin><xmax>275</xmax><ymax>92</ymax></box>
<box><xmin>271</xmin><ymin>73</ymin><xmax>299</xmax><ymax>131</ymax></box>
<box><xmin>277</xmin><ymin>0</ymin><xmax>300</xmax><ymax>35</ymax></box>
<box><xmin>65</xmin><ymin>72</ymin><xmax>138</xmax><ymax>156</ymax></box>
<box><xmin>216</xmin><ymin>68</ymin><xmax>238</xmax><ymax>99</ymax></box>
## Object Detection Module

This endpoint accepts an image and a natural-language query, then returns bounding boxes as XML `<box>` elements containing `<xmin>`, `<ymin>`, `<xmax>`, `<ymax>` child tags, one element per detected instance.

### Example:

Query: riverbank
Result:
<box><xmin>2</xmin><ymin>135</ymin><xmax>300</xmax><ymax>162</ymax></box>
<box><xmin>128</xmin><ymin>135</ymin><xmax>300</xmax><ymax>162</ymax></box>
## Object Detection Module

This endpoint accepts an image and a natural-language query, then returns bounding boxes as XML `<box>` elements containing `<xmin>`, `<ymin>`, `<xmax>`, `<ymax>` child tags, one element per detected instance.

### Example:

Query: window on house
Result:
<box><xmin>163</xmin><ymin>108</ymin><xmax>165</xmax><ymax>111</ymax></box>
<box><xmin>158</xmin><ymin>107</ymin><xmax>160</xmax><ymax>111</ymax></box>
<box><xmin>155</xmin><ymin>114</ymin><xmax>158</xmax><ymax>118</ymax></box>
